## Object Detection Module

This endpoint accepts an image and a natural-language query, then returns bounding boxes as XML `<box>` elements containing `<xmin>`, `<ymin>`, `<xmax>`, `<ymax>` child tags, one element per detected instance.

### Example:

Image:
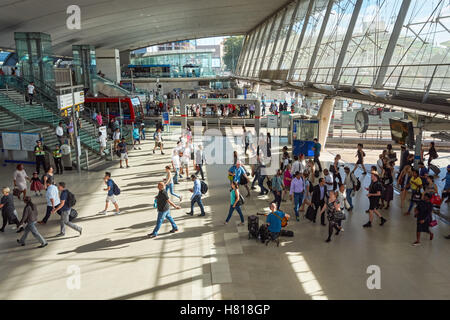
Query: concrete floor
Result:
<box><xmin>0</xmin><ymin>129</ymin><xmax>449</xmax><ymax>300</ymax></box>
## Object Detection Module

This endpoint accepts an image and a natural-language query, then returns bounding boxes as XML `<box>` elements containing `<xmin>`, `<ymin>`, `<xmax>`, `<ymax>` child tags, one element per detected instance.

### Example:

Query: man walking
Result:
<box><xmin>186</xmin><ymin>175</ymin><xmax>205</xmax><ymax>217</ymax></box>
<box><xmin>148</xmin><ymin>182</ymin><xmax>180</xmax><ymax>239</ymax></box>
<box><xmin>195</xmin><ymin>145</ymin><xmax>206</xmax><ymax>181</ymax></box>
<box><xmin>39</xmin><ymin>178</ymin><xmax>60</xmax><ymax>224</ymax></box>
<box><xmin>290</xmin><ymin>171</ymin><xmax>304</xmax><ymax>221</ymax></box>
<box><xmin>99</xmin><ymin>172</ymin><xmax>121</xmax><ymax>215</ymax></box>
<box><xmin>27</xmin><ymin>82</ymin><xmax>35</xmax><ymax>105</ymax></box>
<box><xmin>312</xmin><ymin>138</ymin><xmax>322</xmax><ymax>172</ymax></box>
<box><xmin>55</xmin><ymin>121</ymin><xmax>65</xmax><ymax>146</ymax></box>
<box><xmin>312</xmin><ymin>178</ymin><xmax>327</xmax><ymax>225</ymax></box>
<box><xmin>17</xmin><ymin>196</ymin><xmax>47</xmax><ymax>248</ymax></box>
<box><xmin>53</xmin><ymin>182</ymin><xmax>82</xmax><ymax>237</ymax></box>
<box><xmin>153</xmin><ymin>128</ymin><xmax>164</xmax><ymax>154</ymax></box>
<box><xmin>117</xmin><ymin>138</ymin><xmax>129</xmax><ymax>168</ymax></box>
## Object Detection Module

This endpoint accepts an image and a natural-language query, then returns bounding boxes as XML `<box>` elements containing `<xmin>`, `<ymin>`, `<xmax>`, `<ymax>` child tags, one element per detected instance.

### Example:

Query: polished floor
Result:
<box><xmin>0</xmin><ymin>130</ymin><xmax>449</xmax><ymax>300</ymax></box>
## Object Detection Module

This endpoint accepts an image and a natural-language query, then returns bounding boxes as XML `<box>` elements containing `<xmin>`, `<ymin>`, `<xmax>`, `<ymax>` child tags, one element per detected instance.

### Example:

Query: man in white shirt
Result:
<box><xmin>39</xmin><ymin>178</ymin><xmax>60</xmax><ymax>224</ymax></box>
<box><xmin>152</xmin><ymin>128</ymin><xmax>164</xmax><ymax>155</ymax></box>
<box><xmin>98</xmin><ymin>131</ymin><xmax>107</xmax><ymax>156</ymax></box>
<box><xmin>195</xmin><ymin>145</ymin><xmax>206</xmax><ymax>181</ymax></box>
<box><xmin>324</xmin><ymin>169</ymin><xmax>334</xmax><ymax>194</ymax></box>
<box><xmin>113</xmin><ymin>128</ymin><xmax>121</xmax><ymax>150</ymax></box>
<box><xmin>27</xmin><ymin>82</ymin><xmax>35</xmax><ymax>105</ymax></box>
<box><xmin>291</xmin><ymin>155</ymin><xmax>301</xmax><ymax>175</ymax></box>
<box><xmin>55</xmin><ymin>121</ymin><xmax>65</xmax><ymax>145</ymax></box>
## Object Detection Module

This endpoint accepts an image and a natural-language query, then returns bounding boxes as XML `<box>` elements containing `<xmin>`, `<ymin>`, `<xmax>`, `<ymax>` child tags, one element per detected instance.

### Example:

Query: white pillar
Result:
<box><xmin>95</xmin><ymin>48</ymin><xmax>121</xmax><ymax>83</ymax></box>
<box><xmin>317</xmin><ymin>97</ymin><xmax>335</xmax><ymax>149</ymax></box>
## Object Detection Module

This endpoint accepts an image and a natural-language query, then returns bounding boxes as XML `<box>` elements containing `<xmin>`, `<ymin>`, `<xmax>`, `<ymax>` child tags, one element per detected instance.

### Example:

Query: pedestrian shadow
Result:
<box><xmin>114</xmin><ymin>214</ymin><xmax>200</xmax><ymax>231</ymax></box>
<box><xmin>58</xmin><ymin>235</ymin><xmax>149</xmax><ymax>255</ymax></box>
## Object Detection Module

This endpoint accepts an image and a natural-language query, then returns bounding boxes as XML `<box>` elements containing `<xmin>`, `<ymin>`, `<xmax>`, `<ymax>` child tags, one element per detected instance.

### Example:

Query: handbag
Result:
<box><xmin>412</xmin><ymin>190</ymin><xmax>422</xmax><ymax>202</ymax></box>
<box><xmin>13</xmin><ymin>188</ymin><xmax>20</xmax><ymax>197</ymax></box>
<box><xmin>237</xmin><ymin>193</ymin><xmax>245</xmax><ymax>206</ymax></box>
<box><xmin>429</xmin><ymin>219</ymin><xmax>438</xmax><ymax>227</ymax></box>
<box><xmin>333</xmin><ymin>210</ymin><xmax>346</xmax><ymax>221</ymax></box>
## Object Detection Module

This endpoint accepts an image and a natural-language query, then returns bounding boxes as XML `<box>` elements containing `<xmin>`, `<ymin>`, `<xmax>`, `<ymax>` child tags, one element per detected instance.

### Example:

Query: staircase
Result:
<box><xmin>0</xmin><ymin>89</ymin><xmax>109</xmax><ymax>170</ymax></box>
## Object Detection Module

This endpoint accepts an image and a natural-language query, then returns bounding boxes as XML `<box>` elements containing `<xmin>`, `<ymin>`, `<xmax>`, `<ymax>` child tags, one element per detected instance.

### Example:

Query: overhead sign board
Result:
<box><xmin>57</xmin><ymin>91</ymin><xmax>85</xmax><ymax>110</ymax></box>
<box><xmin>206</xmin><ymin>98</ymin><xmax>231</xmax><ymax>104</ymax></box>
<box><xmin>267</xmin><ymin>115</ymin><xmax>278</xmax><ymax>128</ymax></box>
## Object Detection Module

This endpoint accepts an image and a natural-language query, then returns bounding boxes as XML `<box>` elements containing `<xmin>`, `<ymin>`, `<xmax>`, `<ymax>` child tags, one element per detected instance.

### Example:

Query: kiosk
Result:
<box><xmin>290</xmin><ymin>115</ymin><xmax>319</xmax><ymax>158</ymax></box>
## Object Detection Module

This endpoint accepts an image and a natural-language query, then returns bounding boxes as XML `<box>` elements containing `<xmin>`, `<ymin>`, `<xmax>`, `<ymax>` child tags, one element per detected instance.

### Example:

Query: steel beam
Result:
<box><xmin>287</xmin><ymin>0</ymin><xmax>314</xmax><ymax>81</ymax></box>
<box><xmin>277</xmin><ymin>0</ymin><xmax>301</xmax><ymax>71</ymax></box>
<box><xmin>332</xmin><ymin>0</ymin><xmax>363</xmax><ymax>86</ymax></box>
<box><xmin>374</xmin><ymin>0</ymin><xmax>412</xmax><ymax>89</ymax></box>
<box><xmin>305</xmin><ymin>0</ymin><xmax>335</xmax><ymax>83</ymax></box>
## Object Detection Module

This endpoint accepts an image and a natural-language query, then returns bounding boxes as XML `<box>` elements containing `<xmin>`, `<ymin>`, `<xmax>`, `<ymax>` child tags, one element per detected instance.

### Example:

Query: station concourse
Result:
<box><xmin>0</xmin><ymin>0</ymin><xmax>449</xmax><ymax>301</ymax></box>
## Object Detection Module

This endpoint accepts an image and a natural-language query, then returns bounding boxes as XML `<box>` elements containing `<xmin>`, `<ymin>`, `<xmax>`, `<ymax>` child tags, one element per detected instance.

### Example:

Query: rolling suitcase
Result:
<box><xmin>248</xmin><ymin>215</ymin><xmax>259</xmax><ymax>239</ymax></box>
<box><xmin>305</xmin><ymin>205</ymin><xmax>316</xmax><ymax>222</ymax></box>
<box><xmin>429</xmin><ymin>164</ymin><xmax>441</xmax><ymax>176</ymax></box>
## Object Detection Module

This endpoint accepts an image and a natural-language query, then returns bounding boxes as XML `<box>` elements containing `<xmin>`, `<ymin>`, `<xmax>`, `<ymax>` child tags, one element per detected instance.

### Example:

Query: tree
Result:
<box><xmin>223</xmin><ymin>36</ymin><xmax>244</xmax><ymax>73</ymax></box>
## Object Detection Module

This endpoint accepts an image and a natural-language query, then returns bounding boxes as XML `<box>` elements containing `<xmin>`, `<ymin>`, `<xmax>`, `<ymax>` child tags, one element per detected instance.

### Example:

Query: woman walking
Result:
<box><xmin>282</xmin><ymin>164</ymin><xmax>292</xmax><ymax>201</ymax></box>
<box><xmin>318</xmin><ymin>191</ymin><xmax>344</xmax><ymax>243</ymax></box>
<box><xmin>381</xmin><ymin>160</ymin><xmax>394</xmax><ymax>209</ymax></box>
<box><xmin>42</xmin><ymin>166</ymin><xmax>54</xmax><ymax>189</ymax></box>
<box><xmin>413</xmin><ymin>193</ymin><xmax>434</xmax><ymax>246</ymax></box>
<box><xmin>363</xmin><ymin>173</ymin><xmax>387</xmax><ymax>228</ymax></box>
<box><xmin>163</xmin><ymin>166</ymin><xmax>182</xmax><ymax>202</ymax></box>
<box><xmin>299</xmin><ymin>171</ymin><xmax>312</xmax><ymax>212</ymax></box>
<box><xmin>224</xmin><ymin>181</ymin><xmax>244</xmax><ymax>226</ymax></box>
<box><xmin>16</xmin><ymin>196</ymin><xmax>47</xmax><ymax>248</ymax></box>
<box><xmin>13</xmin><ymin>164</ymin><xmax>30</xmax><ymax>200</ymax></box>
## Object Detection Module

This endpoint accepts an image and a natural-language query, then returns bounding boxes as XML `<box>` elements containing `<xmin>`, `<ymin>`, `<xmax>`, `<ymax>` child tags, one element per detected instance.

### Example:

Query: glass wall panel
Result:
<box><xmin>310</xmin><ymin>0</ymin><xmax>358</xmax><ymax>84</ymax></box>
<box><xmin>282</xmin><ymin>0</ymin><xmax>311</xmax><ymax>70</ymax></box>
<box><xmin>383</xmin><ymin>0</ymin><xmax>450</xmax><ymax>93</ymax></box>
<box><xmin>261</xmin><ymin>11</ymin><xmax>284</xmax><ymax>71</ymax></box>
<box><xmin>246</xmin><ymin>27</ymin><xmax>263</xmax><ymax>77</ymax></box>
<box><xmin>339</xmin><ymin>0</ymin><xmax>403</xmax><ymax>87</ymax></box>
<box><xmin>252</xmin><ymin>21</ymin><xmax>272</xmax><ymax>78</ymax></box>
<box><xmin>270</xmin><ymin>3</ymin><xmax>297</xmax><ymax>70</ymax></box>
<box><xmin>241</xmin><ymin>30</ymin><xmax>257</xmax><ymax>76</ymax></box>
<box><xmin>292</xmin><ymin>0</ymin><xmax>330</xmax><ymax>82</ymax></box>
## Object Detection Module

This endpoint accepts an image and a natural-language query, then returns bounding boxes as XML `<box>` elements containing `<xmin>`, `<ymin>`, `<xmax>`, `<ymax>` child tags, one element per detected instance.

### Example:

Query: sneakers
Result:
<box><xmin>114</xmin><ymin>211</ymin><xmax>121</xmax><ymax>215</ymax></box>
<box><xmin>412</xmin><ymin>241</ymin><xmax>421</xmax><ymax>246</ymax></box>
<box><xmin>363</xmin><ymin>221</ymin><xmax>372</xmax><ymax>228</ymax></box>
<box><xmin>296</xmin><ymin>216</ymin><xmax>300</xmax><ymax>222</ymax></box>
<box><xmin>98</xmin><ymin>210</ymin><xmax>107</xmax><ymax>215</ymax></box>
<box><xmin>169</xmin><ymin>229</ymin><xmax>178</xmax><ymax>233</ymax></box>
<box><xmin>198</xmin><ymin>214</ymin><xmax>206</xmax><ymax>217</ymax></box>
<box><xmin>16</xmin><ymin>227</ymin><xmax>24</xmax><ymax>233</ymax></box>
<box><xmin>148</xmin><ymin>233</ymin><xmax>157</xmax><ymax>238</ymax></box>
<box><xmin>17</xmin><ymin>239</ymin><xmax>25</xmax><ymax>246</ymax></box>
<box><xmin>37</xmin><ymin>243</ymin><xmax>48</xmax><ymax>248</ymax></box>
<box><xmin>55</xmin><ymin>233</ymin><xmax>65</xmax><ymax>237</ymax></box>
<box><xmin>186</xmin><ymin>212</ymin><xmax>193</xmax><ymax>216</ymax></box>
<box><xmin>380</xmin><ymin>217</ymin><xmax>387</xmax><ymax>226</ymax></box>
<box><xmin>179</xmin><ymin>196</ymin><xmax>183</xmax><ymax>202</ymax></box>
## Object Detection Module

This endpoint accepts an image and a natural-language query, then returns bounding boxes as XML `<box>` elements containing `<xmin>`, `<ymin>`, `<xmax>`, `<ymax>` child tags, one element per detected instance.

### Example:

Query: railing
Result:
<box><xmin>289</xmin><ymin>63</ymin><xmax>450</xmax><ymax>95</ymax></box>
<box><xmin>121</xmin><ymin>71</ymin><xmax>217</xmax><ymax>79</ymax></box>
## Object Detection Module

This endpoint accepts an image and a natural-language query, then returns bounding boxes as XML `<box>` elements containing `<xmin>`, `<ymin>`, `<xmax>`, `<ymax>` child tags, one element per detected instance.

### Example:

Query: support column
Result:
<box><xmin>180</xmin><ymin>99</ymin><xmax>187</xmax><ymax>130</ymax></box>
<box><xmin>317</xmin><ymin>97</ymin><xmax>335</xmax><ymax>149</ymax></box>
<box><xmin>413</xmin><ymin>117</ymin><xmax>424</xmax><ymax>169</ymax></box>
<box><xmin>254</xmin><ymin>100</ymin><xmax>261</xmax><ymax>141</ymax></box>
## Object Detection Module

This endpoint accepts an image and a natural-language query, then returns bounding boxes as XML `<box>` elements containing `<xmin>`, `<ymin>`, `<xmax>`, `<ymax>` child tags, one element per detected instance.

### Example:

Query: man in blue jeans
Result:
<box><xmin>290</xmin><ymin>171</ymin><xmax>304</xmax><ymax>221</ymax></box>
<box><xmin>148</xmin><ymin>182</ymin><xmax>180</xmax><ymax>239</ymax></box>
<box><xmin>186</xmin><ymin>175</ymin><xmax>205</xmax><ymax>217</ymax></box>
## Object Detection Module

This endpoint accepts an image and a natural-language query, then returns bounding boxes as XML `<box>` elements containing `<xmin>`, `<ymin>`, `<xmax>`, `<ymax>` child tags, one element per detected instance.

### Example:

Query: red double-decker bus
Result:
<box><xmin>84</xmin><ymin>96</ymin><xmax>143</xmax><ymax>124</ymax></box>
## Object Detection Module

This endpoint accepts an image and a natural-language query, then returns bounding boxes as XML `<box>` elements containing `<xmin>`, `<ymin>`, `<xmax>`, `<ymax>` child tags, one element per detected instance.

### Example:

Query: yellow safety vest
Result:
<box><xmin>53</xmin><ymin>149</ymin><xmax>62</xmax><ymax>158</ymax></box>
<box><xmin>35</xmin><ymin>146</ymin><xmax>45</xmax><ymax>156</ymax></box>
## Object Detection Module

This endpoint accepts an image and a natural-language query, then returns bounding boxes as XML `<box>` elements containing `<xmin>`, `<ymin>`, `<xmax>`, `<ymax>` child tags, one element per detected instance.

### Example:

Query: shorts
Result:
<box><xmin>106</xmin><ymin>195</ymin><xmax>117</xmax><ymax>203</ymax></box>
<box><xmin>120</xmin><ymin>153</ymin><xmax>128</xmax><ymax>160</ymax></box>
<box><xmin>155</xmin><ymin>142</ymin><xmax>162</xmax><ymax>148</ymax></box>
<box><xmin>369</xmin><ymin>197</ymin><xmax>380</xmax><ymax>210</ymax></box>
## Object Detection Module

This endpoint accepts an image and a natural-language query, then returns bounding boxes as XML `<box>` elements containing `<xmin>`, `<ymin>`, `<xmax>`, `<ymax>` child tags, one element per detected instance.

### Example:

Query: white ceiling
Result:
<box><xmin>0</xmin><ymin>0</ymin><xmax>289</xmax><ymax>55</ymax></box>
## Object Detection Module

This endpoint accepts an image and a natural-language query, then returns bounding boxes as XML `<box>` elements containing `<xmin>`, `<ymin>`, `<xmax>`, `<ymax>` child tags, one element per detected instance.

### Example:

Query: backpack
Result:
<box><xmin>200</xmin><ymin>181</ymin><xmax>208</xmax><ymax>194</ymax></box>
<box><xmin>352</xmin><ymin>173</ymin><xmax>361</xmax><ymax>191</ymax></box>
<box><xmin>112</xmin><ymin>180</ymin><xmax>121</xmax><ymax>196</ymax></box>
<box><xmin>66</xmin><ymin>190</ymin><xmax>77</xmax><ymax>208</ymax></box>
<box><xmin>308</xmin><ymin>179</ymin><xmax>314</xmax><ymax>193</ymax></box>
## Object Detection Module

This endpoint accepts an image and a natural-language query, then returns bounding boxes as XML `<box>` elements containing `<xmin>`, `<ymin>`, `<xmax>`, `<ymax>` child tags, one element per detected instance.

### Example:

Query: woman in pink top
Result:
<box><xmin>96</xmin><ymin>112</ymin><xmax>103</xmax><ymax>126</ymax></box>
<box><xmin>283</xmin><ymin>164</ymin><xmax>292</xmax><ymax>201</ymax></box>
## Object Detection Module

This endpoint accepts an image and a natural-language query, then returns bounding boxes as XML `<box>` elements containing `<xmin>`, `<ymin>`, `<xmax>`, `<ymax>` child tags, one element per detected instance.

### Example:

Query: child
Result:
<box><xmin>133</xmin><ymin>126</ymin><xmax>141</xmax><ymax>150</ymax></box>
<box><xmin>30</xmin><ymin>172</ymin><xmax>44</xmax><ymax>196</ymax></box>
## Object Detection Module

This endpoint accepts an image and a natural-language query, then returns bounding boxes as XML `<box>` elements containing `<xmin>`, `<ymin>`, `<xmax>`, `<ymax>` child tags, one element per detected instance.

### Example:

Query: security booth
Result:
<box><xmin>290</xmin><ymin>115</ymin><xmax>319</xmax><ymax>158</ymax></box>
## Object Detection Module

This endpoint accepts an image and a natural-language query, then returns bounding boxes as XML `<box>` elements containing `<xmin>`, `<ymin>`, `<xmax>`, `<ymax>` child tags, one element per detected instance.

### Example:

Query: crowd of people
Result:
<box><xmin>2</xmin><ymin>123</ymin><xmax>449</xmax><ymax>249</ymax></box>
